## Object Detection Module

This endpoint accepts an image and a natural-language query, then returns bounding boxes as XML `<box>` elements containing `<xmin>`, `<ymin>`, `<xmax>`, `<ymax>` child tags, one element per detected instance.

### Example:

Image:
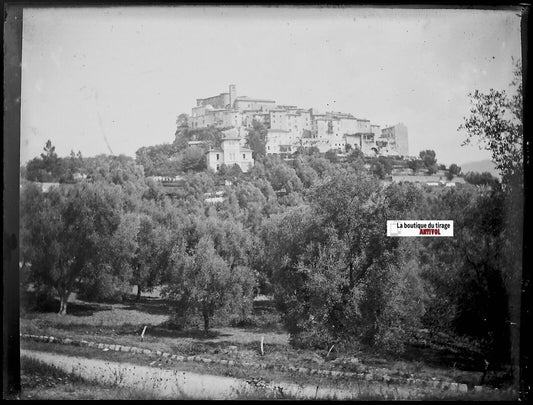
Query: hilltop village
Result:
<box><xmin>187</xmin><ymin>84</ymin><xmax>409</xmax><ymax>173</ymax></box>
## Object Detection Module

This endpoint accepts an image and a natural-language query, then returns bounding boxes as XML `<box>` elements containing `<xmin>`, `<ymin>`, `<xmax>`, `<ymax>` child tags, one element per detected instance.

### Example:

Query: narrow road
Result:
<box><xmin>22</xmin><ymin>349</ymin><xmax>257</xmax><ymax>399</ymax></box>
<box><xmin>21</xmin><ymin>349</ymin><xmax>423</xmax><ymax>399</ymax></box>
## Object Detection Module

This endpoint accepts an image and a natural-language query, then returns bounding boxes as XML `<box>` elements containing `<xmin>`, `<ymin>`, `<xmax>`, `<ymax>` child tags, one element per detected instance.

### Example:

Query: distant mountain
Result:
<box><xmin>459</xmin><ymin>159</ymin><xmax>500</xmax><ymax>178</ymax></box>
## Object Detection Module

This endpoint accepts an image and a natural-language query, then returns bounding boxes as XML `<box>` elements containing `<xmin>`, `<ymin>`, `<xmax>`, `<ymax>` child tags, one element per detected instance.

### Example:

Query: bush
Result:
<box><xmin>77</xmin><ymin>271</ymin><xmax>130</xmax><ymax>303</ymax></box>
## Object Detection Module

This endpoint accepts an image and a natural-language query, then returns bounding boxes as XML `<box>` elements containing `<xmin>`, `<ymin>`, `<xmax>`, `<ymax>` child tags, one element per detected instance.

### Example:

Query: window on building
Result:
<box><xmin>216</xmin><ymin>164</ymin><xmax>220</xmax><ymax>170</ymax></box>
<box><xmin>243</xmin><ymin>154</ymin><xmax>246</xmax><ymax>159</ymax></box>
<box><xmin>216</xmin><ymin>154</ymin><xmax>220</xmax><ymax>160</ymax></box>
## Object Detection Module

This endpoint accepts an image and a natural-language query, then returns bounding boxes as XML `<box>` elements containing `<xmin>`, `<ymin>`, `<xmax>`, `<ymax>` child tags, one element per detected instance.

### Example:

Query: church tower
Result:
<box><xmin>229</xmin><ymin>84</ymin><xmax>237</xmax><ymax>108</ymax></box>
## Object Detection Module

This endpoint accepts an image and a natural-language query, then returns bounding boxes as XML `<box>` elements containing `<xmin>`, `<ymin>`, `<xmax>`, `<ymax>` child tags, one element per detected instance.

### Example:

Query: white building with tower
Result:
<box><xmin>188</xmin><ymin>84</ymin><xmax>410</xmax><ymax>158</ymax></box>
<box><xmin>206</xmin><ymin>128</ymin><xmax>254</xmax><ymax>173</ymax></box>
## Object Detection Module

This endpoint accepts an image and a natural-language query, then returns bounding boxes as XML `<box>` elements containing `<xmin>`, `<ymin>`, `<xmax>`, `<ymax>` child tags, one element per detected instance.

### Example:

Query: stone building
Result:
<box><xmin>206</xmin><ymin>128</ymin><xmax>254</xmax><ymax>173</ymax></box>
<box><xmin>189</xmin><ymin>84</ymin><xmax>409</xmax><ymax>158</ymax></box>
<box><xmin>381</xmin><ymin>123</ymin><xmax>409</xmax><ymax>156</ymax></box>
<box><xmin>233</xmin><ymin>96</ymin><xmax>276</xmax><ymax>112</ymax></box>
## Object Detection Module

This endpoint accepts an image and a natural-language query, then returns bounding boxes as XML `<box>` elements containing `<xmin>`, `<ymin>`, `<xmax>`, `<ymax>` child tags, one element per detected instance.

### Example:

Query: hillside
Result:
<box><xmin>459</xmin><ymin>159</ymin><xmax>500</xmax><ymax>178</ymax></box>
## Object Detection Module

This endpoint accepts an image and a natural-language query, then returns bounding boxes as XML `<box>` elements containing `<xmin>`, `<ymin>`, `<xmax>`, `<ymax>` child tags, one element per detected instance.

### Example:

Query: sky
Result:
<box><xmin>20</xmin><ymin>6</ymin><xmax>523</xmax><ymax>167</ymax></box>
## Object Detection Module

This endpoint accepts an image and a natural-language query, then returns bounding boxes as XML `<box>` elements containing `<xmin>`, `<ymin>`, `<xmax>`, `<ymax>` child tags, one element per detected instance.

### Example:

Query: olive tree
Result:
<box><xmin>459</xmin><ymin>59</ymin><xmax>523</xmax><ymax>387</ymax></box>
<box><xmin>20</xmin><ymin>182</ymin><xmax>130</xmax><ymax>314</ymax></box>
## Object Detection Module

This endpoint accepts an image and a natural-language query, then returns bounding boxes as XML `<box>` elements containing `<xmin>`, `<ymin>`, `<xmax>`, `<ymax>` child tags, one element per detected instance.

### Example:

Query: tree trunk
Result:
<box><xmin>58</xmin><ymin>293</ymin><xmax>68</xmax><ymax>316</ymax></box>
<box><xmin>349</xmin><ymin>262</ymin><xmax>354</xmax><ymax>289</ymax></box>
<box><xmin>136</xmin><ymin>285</ymin><xmax>142</xmax><ymax>302</ymax></box>
<box><xmin>203</xmin><ymin>311</ymin><xmax>210</xmax><ymax>332</ymax></box>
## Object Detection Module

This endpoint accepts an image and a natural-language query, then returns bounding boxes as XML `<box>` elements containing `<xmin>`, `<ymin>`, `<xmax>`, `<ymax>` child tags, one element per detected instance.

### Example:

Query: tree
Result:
<box><xmin>419</xmin><ymin>150</ymin><xmax>437</xmax><ymax>174</ymax></box>
<box><xmin>418</xmin><ymin>187</ymin><xmax>511</xmax><ymax>367</ymax></box>
<box><xmin>176</xmin><ymin>113</ymin><xmax>189</xmax><ymax>128</ymax></box>
<box><xmin>78</xmin><ymin>210</ymin><xmax>140</xmax><ymax>302</ymax></box>
<box><xmin>131</xmin><ymin>213</ymin><xmax>172</xmax><ymax>301</ymax></box>
<box><xmin>227</xmin><ymin>163</ymin><xmax>244</xmax><ymax>180</ymax></box>
<box><xmin>41</xmin><ymin>140</ymin><xmax>59</xmax><ymax>167</ymax></box>
<box><xmin>378</xmin><ymin>156</ymin><xmax>394</xmax><ymax>176</ymax></box>
<box><xmin>185</xmin><ymin>126</ymin><xmax>224</xmax><ymax>149</ymax></box>
<box><xmin>292</xmin><ymin>156</ymin><xmax>319</xmax><ymax>189</ymax></box>
<box><xmin>264</xmin><ymin>173</ymin><xmax>426</xmax><ymax>353</ymax></box>
<box><xmin>264</xmin><ymin>157</ymin><xmax>303</xmax><ymax>193</ymax></box>
<box><xmin>407</xmin><ymin>159</ymin><xmax>424</xmax><ymax>173</ymax></box>
<box><xmin>464</xmin><ymin>171</ymin><xmax>500</xmax><ymax>188</ymax></box>
<box><xmin>459</xmin><ymin>60</ymin><xmax>523</xmax><ymax>386</ymax></box>
<box><xmin>446</xmin><ymin>163</ymin><xmax>462</xmax><ymax>181</ymax></box>
<box><xmin>371</xmin><ymin>160</ymin><xmax>386</xmax><ymax>179</ymax></box>
<box><xmin>460</xmin><ymin>59</ymin><xmax>523</xmax><ymax>187</ymax></box>
<box><xmin>297</xmin><ymin>146</ymin><xmax>320</xmax><ymax>156</ymax></box>
<box><xmin>307</xmin><ymin>155</ymin><xmax>334</xmax><ymax>177</ymax></box>
<box><xmin>325</xmin><ymin>149</ymin><xmax>339</xmax><ymax>163</ymax></box>
<box><xmin>234</xmin><ymin>182</ymin><xmax>268</xmax><ymax>231</ymax></box>
<box><xmin>227</xmin><ymin>265</ymin><xmax>258</xmax><ymax>323</ymax></box>
<box><xmin>180</xmin><ymin>146</ymin><xmax>207</xmax><ymax>172</ymax></box>
<box><xmin>135</xmin><ymin>143</ymin><xmax>180</xmax><ymax>176</ymax></box>
<box><xmin>20</xmin><ymin>182</ymin><xmax>127</xmax><ymax>315</ymax></box>
<box><xmin>25</xmin><ymin>140</ymin><xmax>66</xmax><ymax>182</ymax></box>
<box><xmin>368</xmin><ymin>156</ymin><xmax>393</xmax><ymax>179</ymax></box>
<box><xmin>246</xmin><ymin>120</ymin><xmax>268</xmax><ymax>158</ymax></box>
<box><xmin>166</xmin><ymin>236</ymin><xmax>250</xmax><ymax>331</ymax></box>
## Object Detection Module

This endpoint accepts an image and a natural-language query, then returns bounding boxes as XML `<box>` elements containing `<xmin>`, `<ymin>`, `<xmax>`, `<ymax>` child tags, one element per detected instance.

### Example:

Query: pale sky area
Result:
<box><xmin>20</xmin><ymin>6</ymin><xmax>523</xmax><ymax>167</ymax></box>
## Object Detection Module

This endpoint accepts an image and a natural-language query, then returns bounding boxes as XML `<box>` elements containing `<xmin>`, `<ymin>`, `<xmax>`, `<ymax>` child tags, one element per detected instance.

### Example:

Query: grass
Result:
<box><xmin>21</xmin><ymin>339</ymin><xmax>517</xmax><ymax>401</ymax></box>
<box><xmin>19</xmin><ymin>292</ymin><xmax>515</xmax><ymax>398</ymax></box>
<box><xmin>17</xmin><ymin>356</ymin><xmax>181</xmax><ymax>400</ymax></box>
<box><xmin>18</xmin><ymin>352</ymin><xmax>299</xmax><ymax>400</ymax></box>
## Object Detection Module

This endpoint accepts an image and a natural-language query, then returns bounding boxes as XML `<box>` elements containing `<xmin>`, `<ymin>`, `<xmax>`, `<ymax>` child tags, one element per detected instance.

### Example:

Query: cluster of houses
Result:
<box><xmin>188</xmin><ymin>84</ymin><xmax>409</xmax><ymax>174</ymax></box>
<box><xmin>24</xmin><ymin>84</ymin><xmax>464</xmax><ymax>196</ymax></box>
<box><xmin>390</xmin><ymin>173</ymin><xmax>466</xmax><ymax>188</ymax></box>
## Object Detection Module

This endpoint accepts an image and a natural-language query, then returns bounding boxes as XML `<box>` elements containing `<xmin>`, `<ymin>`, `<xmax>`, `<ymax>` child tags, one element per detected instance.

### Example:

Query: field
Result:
<box><xmin>18</xmin><ymin>290</ymin><xmax>517</xmax><ymax>400</ymax></box>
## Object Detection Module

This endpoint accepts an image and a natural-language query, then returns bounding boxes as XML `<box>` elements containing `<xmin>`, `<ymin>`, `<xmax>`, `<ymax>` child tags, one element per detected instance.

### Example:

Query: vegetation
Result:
<box><xmin>20</xmin><ymin>60</ymin><xmax>522</xmax><ymax>394</ymax></box>
<box><xmin>20</xmin><ymin>299</ymin><xmax>516</xmax><ymax>399</ymax></box>
<box><xmin>419</xmin><ymin>150</ymin><xmax>438</xmax><ymax>174</ymax></box>
<box><xmin>460</xmin><ymin>59</ymin><xmax>523</xmax><ymax>188</ymax></box>
<box><xmin>464</xmin><ymin>171</ymin><xmax>500</xmax><ymax>187</ymax></box>
<box><xmin>245</xmin><ymin>120</ymin><xmax>268</xmax><ymax>158</ymax></box>
<box><xmin>18</xmin><ymin>355</ymin><xmax>186</xmax><ymax>400</ymax></box>
<box><xmin>20</xmin><ymin>143</ymin><xmax>518</xmax><ymax>364</ymax></box>
<box><xmin>459</xmin><ymin>59</ymin><xmax>523</xmax><ymax>389</ymax></box>
<box><xmin>446</xmin><ymin>163</ymin><xmax>461</xmax><ymax>180</ymax></box>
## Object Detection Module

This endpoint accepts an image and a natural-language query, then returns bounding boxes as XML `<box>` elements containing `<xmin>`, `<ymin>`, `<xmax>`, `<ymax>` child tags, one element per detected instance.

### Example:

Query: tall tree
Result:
<box><xmin>180</xmin><ymin>146</ymin><xmax>207</xmax><ymax>172</ymax></box>
<box><xmin>460</xmin><ymin>59</ymin><xmax>523</xmax><ymax>187</ymax></box>
<box><xmin>265</xmin><ymin>173</ymin><xmax>425</xmax><ymax>353</ymax></box>
<box><xmin>129</xmin><ymin>213</ymin><xmax>172</xmax><ymax>301</ymax></box>
<box><xmin>20</xmin><ymin>182</ymin><xmax>127</xmax><ymax>314</ymax></box>
<box><xmin>25</xmin><ymin>140</ymin><xmax>65</xmax><ymax>182</ymax></box>
<box><xmin>166</xmin><ymin>236</ymin><xmax>251</xmax><ymax>331</ymax></box>
<box><xmin>459</xmin><ymin>59</ymin><xmax>523</xmax><ymax>387</ymax></box>
<box><xmin>246</xmin><ymin>119</ymin><xmax>268</xmax><ymax>158</ymax></box>
<box><xmin>419</xmin><ymin>150</ymin><xmax>437</xmax><ymax>174</ymax></box>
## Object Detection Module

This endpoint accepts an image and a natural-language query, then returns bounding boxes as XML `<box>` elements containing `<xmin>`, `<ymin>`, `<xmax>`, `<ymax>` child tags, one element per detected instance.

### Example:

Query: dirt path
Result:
<box><xmin>21</xmin><ymin>349</ymin><xmax>428</xmax><ymax>399</ymax></box>
<box><xmin>21</xmin><ymin>349</ymin><xmax>258</xmax><ymax>399</ymax></box>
